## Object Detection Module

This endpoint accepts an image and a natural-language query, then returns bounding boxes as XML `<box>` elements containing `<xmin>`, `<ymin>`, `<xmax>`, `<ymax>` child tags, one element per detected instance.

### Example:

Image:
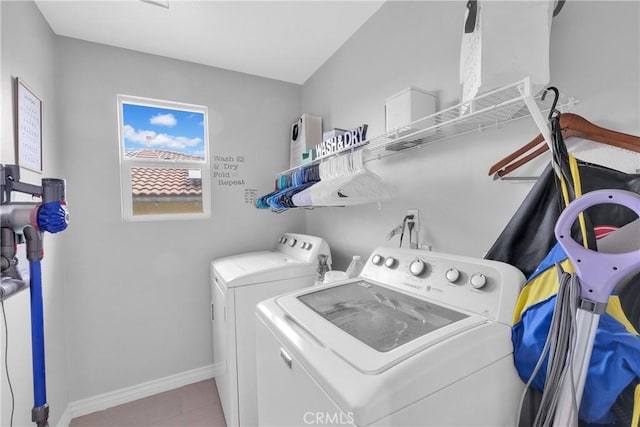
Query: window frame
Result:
<box><xmin>117</xmin><ymin>94</ymin><xmax>211</xmax><ymax>222</ymax></box>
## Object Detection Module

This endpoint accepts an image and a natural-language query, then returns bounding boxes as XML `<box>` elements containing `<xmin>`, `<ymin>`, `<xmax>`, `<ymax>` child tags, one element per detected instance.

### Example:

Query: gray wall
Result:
<box><xmin>302</xmin><ymin>0</ymin><xmax>640</xmax><ymax>270</ymax></box>
<box><xmin>56</xmin><ymin>38</ymin><xmax>304</xmax><ymax>401</ymax></box>
<box><xmin>2</xmin><ymin>1</ymin><xmax>304</xmax><ymax>423</ymax></box>
<box><xmin>1</xmin><ymin>1</ymin><xmax>69</xmax><ymax>425</ymax></box>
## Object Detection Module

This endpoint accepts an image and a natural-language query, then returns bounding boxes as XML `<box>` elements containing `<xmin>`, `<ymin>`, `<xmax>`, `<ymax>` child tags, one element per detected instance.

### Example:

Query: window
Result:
<box><xmin>117</xmin><ymin>95</ymin><xmax>210</xmax><ymax>221</ymax></box>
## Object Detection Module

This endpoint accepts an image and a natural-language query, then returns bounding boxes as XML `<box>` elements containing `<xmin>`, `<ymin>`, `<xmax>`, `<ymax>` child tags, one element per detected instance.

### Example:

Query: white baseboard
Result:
<box><xmin>56</xmin><ymin>406</ymin><xmax>74</xmax><ymax>427</ymax></box>
<box><xmin>56</xmin><ymin>363</ymin><xmax>223</xmax><ymax>427</ymax></box>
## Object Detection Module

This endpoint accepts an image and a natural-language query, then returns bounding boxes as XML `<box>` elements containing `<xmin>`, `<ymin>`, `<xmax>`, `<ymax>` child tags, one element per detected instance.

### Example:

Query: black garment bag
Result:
<box><xmin>485</xmin><ymin>160</ymin><xmax>640</xmax><ymax>278</ymax></box>
<box><xmin>485</xmin><ymin>107</ymin><xmax>640</xmax><ymax>278</ymax></box>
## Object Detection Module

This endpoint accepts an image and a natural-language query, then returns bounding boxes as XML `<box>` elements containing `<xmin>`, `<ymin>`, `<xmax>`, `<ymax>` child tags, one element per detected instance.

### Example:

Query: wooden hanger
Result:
<box><xmin>489</xmin><ymin>113</ymin><xmax>640</xmax><ymax>178</ymax></box>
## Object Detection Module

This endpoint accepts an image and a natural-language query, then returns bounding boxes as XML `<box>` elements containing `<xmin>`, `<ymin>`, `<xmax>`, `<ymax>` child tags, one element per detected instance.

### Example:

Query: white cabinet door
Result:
<box><xmin>256</xmin><ymin>317</ymin><xmax>349</xmax><ymax>427</ymax></box>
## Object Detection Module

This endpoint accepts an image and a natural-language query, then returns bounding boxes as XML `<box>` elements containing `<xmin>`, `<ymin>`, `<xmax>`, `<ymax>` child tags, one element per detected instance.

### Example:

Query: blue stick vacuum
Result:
<box><xmin>1</xmin><ymin>165</ymin><xmax>69</xmax><ymax>427</ymax></box>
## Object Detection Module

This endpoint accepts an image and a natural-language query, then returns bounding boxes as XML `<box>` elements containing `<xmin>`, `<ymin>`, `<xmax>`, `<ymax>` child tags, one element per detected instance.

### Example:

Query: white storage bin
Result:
<box><xmin>385</xmin><ymin>87</ymin><xmax>436</xmax><ymax>133</ymax></box>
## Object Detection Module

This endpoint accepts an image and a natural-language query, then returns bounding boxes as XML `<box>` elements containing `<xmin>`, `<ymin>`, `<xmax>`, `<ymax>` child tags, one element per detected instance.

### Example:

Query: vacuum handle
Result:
<box><xmin>554</xmin><ymin>189</ymin><xmax>640</xmax><ymax>304</ymax></box>
<box><xmin>41</xmin><ymin>178</ymin><xmax>65</xmax><ymax>204</ymax></box>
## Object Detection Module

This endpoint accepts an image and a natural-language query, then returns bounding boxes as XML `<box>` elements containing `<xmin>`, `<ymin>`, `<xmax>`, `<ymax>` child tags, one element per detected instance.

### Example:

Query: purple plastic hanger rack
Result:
<box><xmin>553</xmin><ymin>189</ymin><xmax>640</xmax><ymax>426</ymax></box>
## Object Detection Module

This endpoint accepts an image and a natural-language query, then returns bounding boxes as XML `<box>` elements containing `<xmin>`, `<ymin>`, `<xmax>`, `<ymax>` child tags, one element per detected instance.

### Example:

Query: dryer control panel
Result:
<box><xmin>275</xmin><ymin>233</ymin><xmax>332</xmax><ymax>266</ymax></box>
<box><xmin>360</xmin><ymin>247</ymin><xmax>525</xmax><ymax>324</ymax></box>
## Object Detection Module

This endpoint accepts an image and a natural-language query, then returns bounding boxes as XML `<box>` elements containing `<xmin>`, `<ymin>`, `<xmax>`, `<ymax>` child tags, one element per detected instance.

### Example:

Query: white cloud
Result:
<box><xmin>124</xmin><ymin>125</ymin><xmax>155</xmax><ymax>144</ymax></box>
<box><xmin>124</xmin><ymin>125</ymin><xmax>202</xmax><ymax>151</ymax></box>
<box><xmin>150</xmin><ymin>113</ymin><xmax>177</xmax><ymax>127</ymax></box>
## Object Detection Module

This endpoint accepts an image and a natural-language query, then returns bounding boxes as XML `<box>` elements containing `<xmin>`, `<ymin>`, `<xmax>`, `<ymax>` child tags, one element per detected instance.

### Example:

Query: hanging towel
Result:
<box><xmin>460</xmin><ymin>0</ymin><xmax>554</xmax><ymax>104</ymax></box>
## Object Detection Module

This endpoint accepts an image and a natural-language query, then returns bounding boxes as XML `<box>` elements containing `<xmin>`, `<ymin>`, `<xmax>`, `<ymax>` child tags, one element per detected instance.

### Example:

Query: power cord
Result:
<box><xmin>1</xmin><ymin>298</ymin><xmax>15</xmax><ymax>427</ymax></box>
<box><xmin>399</xmin><ymin>214</ymin><xmax>414</xmax><ymax>248</ymax></box>
<box><xmin>407</xmin><ymin>220</ymin><xmax>415</xmax><ymax>249</ymax></box>
<box><xmin>516</xmin><ymin>264</ymin><xmax>581</xmax><ymax>427</ymax></box>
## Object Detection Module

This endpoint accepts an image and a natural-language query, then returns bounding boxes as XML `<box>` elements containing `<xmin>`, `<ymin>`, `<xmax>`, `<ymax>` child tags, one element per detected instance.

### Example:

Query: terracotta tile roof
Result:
<box><xmin>126</xmin><ymin>149</ymin><xmax>204</xmax><ymax>161</ymax></box>
<box><xmin>126</xmin><ymin>150</ymin><xmax>203</xmax><ymax>197</ymax></box>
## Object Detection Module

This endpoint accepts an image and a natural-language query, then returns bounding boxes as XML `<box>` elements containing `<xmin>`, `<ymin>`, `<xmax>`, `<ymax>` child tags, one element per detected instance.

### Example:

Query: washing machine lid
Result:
<box><xmin>212</xmin><ymin>251</ymin><xmax>315</xmax><ymax>287</ymax></box>
<box><xmin>275</xmin><ymin>279</ymin><xmax>487</xmax><ymax>374</ymax></box>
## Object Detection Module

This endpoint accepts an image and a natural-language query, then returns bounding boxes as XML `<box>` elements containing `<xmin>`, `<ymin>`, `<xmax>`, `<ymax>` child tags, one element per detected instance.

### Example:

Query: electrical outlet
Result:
<box><xmin>406</xmin><ymin>209</ymin><xmax>419</xmax><ymax>249</ymax></box>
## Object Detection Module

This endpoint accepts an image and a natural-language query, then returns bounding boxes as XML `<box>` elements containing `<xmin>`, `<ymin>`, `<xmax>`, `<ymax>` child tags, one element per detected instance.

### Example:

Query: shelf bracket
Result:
<box><xmin>519</xmin><ymin>77</ymin><xmax>564</xmax><ymax>175</ymax></box>
<box><xmin>519</xmin><ymin>77</ymin><xmax>555</xmax><ymax>152</ymax></box>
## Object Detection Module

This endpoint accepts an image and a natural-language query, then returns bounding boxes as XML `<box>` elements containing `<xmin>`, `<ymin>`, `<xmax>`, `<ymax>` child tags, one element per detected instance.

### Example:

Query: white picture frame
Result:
<box><xmin>16</xmin><ymin>78</ymin><xmax>43</xmax><ymax>172</ymax></box>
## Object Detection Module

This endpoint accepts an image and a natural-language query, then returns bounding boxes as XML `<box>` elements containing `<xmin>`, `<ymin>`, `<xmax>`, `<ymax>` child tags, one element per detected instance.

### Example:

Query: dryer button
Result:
<box><xmin>372</xmin><ymin>254</ymin><xmax>384</xmax><ymax>266</ymax></box>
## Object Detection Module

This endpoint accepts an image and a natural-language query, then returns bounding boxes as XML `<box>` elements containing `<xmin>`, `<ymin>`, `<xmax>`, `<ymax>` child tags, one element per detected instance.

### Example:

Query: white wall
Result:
<box><xmin>1</xmin><ymin>1</ymin><xmax>69</xmax><ymax>425</ymax></box>
<box><xmin>301</xmin><ymin>0</ymin><xmax>640</xmax><ymax>270</ymax></box>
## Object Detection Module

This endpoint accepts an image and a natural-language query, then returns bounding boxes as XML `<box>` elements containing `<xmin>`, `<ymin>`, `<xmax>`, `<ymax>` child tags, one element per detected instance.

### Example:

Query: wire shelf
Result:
<box><xmin>258</xmin><ymin>79</ymin><xmax>578</xmax><ymax>210</ymax></box>
<box><xmin>363</xmin><ymin>78</ymin><xmax>576</xmax><ymax>161</ymax></box>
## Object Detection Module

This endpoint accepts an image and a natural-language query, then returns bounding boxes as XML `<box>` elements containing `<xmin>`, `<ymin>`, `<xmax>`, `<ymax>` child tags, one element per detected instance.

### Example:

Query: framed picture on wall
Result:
<box><xmin>16</xmin><ymin>77</ymin><xmax>43</xmax><ymax>172</ymax></box>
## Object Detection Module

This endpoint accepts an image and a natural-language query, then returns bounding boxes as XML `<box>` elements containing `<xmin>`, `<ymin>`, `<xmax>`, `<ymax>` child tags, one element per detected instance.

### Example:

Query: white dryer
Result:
<box><xmin>255</xmin><ymin>247</ymin><xmax>526</xmax><ymax>426</ymax></box>
<box><xmin>211</xmin><ymin>233</ymin><xmax>331</xmax><ymax>427</ymax></box>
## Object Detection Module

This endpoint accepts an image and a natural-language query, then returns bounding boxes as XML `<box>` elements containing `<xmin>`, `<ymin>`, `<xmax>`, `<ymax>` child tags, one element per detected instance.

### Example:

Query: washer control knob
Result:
<box><xmin>409</xmin><ymin>259</ymin><xmax>427</xmax><ymax>276</ymax></box>
<box><xmin>384</xmin><ymin>257</ymin><xmax>398</xmax><ymax>269</ymax></box>
<box><xmin>445</xmin><ymin>268</ymin><xmax>460</xmax><ymax>283</ymax></box>
<box><xmin>470</xmin><ymin>273</ymin><xmax>487</xmax><ymax>289</ymax></box>
<box><xmin>372</xmin><ymin>254</ymin><xmax>384</xmax><ymax>266</ymax></box>
<box><xmin>289</xmin><ymin>239</ymin><xmax>297</xmax><ymax>247</ymax></box>
<box><xmin>305</xmin><ymin>243</ymin><xmax>313</xmax><ymax>250</ymax></box>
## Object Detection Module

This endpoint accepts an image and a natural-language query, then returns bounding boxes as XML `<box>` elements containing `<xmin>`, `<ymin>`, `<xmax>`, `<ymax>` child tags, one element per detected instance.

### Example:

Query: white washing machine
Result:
<box><xmin>211</xmin><ymin>233</ymin><xmax>331</xmax><ymax>427</ymax></box>
<box><xmin>255</xmin><ymin>247</ymin><xmax>526</xmax><ymax>426</ymax></box>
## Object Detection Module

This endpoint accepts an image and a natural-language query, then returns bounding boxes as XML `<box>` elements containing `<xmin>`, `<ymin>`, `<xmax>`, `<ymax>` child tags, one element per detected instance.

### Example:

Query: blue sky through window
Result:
<box><xmin>122</xmin><ymin>103</ymin><xmax>205</xmax><ymax>159</ymax></box>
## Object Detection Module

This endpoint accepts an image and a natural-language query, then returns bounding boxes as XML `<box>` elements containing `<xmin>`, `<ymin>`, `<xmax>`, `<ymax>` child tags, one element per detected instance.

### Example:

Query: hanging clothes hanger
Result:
<box><xmin>292</xmin><ymin>150</ymin><xmax>394</xmax><ymax>207</ymax></box>
<box><xmin>291</xmin><ymin>155</ymin><xmax>344</xmax><ymax>207</ymax></box>
<box><xmin>329</xmin><ymin>150</ymin><xmax>394</xmax><ymax>205</ymax></box>
<box><xmin>489</xmin><ymin>113</ymin><xmax>640</xmax><ymax>178</ymax></box>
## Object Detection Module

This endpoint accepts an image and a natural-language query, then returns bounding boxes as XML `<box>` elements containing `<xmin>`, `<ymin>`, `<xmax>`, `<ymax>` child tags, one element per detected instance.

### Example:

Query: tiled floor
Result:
<box><xmin>69</xmin><ymin>379</ymin><xmax>226</xmax><ymax>427</ymax></box>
